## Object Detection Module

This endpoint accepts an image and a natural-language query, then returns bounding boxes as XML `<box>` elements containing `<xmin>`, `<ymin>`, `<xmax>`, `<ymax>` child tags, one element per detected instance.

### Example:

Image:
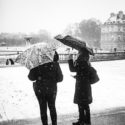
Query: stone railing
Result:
<box><xmin>58</xmin><ymin>52</ymin><xmax>125</xmax><ymax>63</ymax></box>
<box><xmin>0</xmin><ymin>51</ymin><xmax>125</xmax><ymax>65</ymax></box>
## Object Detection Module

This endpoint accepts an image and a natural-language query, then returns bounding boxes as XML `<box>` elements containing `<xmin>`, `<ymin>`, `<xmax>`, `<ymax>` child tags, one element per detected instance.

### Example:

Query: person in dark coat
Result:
<box><xmin>28</xmin><ymin>51</ymin><xmax>63</xmax><ymax>125</ymax></box>
<box><xmin>68</xmin><ymin>48</ymin><xmax>92</xmax><ymax>125</ymax></box>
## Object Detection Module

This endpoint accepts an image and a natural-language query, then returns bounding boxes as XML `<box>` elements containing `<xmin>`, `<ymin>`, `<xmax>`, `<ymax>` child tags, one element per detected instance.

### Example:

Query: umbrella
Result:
<box><xmin>55</xmin><ymin>35</ymin><xmax>94</xmax><ymax>55</ymax></box>
<box><xmin>15</xmin><ymin>42</ymin><xmax>56</xmax><ymax>70</ymax></box>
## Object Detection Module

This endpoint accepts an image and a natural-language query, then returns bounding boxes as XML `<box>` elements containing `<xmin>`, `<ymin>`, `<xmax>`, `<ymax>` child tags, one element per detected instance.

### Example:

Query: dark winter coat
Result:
<box><xmin>68</xmin><ymin>55</ymin><xmax>92</xmax><ymax>104</ymax></box>
<box><xmin>28</xmin><ymin>62</ymin><xmax>63</xmax><ymax>90</ymax></box>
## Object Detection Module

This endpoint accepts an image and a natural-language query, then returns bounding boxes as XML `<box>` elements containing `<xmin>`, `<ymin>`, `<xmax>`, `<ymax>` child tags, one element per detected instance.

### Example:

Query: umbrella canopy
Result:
<box><xmin>55</xmin><ymin>35</ymin><xmax>94</xmax><ymax>55</ymax></box>
<box><xmin>15</xmin><ymin>42</ymin><xmax>56</xmax><ymax>70</ymax></box>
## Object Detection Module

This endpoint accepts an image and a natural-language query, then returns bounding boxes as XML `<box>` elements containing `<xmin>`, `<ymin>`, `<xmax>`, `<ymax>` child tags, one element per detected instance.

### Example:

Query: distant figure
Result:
<box><xmin>68</xmin><ymin>48</ymin><xmax>93</xmax><ymax>125</ymax></box>
<box><xmin>28</xmin><ymin>51</ymin><xmax>63</xmax><ymax>125</ymax></box>
<box><xmin>6</xmin><ymin>59</ymin><xmax>9</xmax><ymax>65</ymax></box>
<box><xmin>6</xmin><ymin>58</ymin><xmax>14</xmax><ymax>65</ymax></box>
<box><xmin>9</xmin><ymin>58</ymin><xmax>14</xmax><ymax>65</ymax></box>
<box><xmin>114</xmin><ymin>48</ymin><xmax>117</xmax><ymax>52</ymax></box>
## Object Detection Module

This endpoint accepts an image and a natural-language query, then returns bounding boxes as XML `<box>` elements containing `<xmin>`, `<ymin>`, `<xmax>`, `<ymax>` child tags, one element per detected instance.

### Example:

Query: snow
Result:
<box><xmin>0</xmin><ymin>60</ymin><xmax>125</xmax><ymax>121</ymax></box>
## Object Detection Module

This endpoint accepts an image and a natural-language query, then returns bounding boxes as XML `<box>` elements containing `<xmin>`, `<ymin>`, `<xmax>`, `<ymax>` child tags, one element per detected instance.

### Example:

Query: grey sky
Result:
<box><xmin>0</xmin><ymin>0</ymin><xmax>125</xmax><ymax>36</ymax></box>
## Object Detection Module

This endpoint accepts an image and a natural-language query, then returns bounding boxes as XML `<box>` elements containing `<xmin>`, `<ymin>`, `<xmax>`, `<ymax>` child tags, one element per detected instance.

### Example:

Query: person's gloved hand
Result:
<box><xmin>68</xmin><ymin>54</ymin><xmax>73</xmax><ymax>60</ymax></box>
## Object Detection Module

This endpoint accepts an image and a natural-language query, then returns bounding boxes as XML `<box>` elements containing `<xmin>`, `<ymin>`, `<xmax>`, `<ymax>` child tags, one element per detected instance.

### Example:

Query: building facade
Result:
<box><xmin>100</xmin><ymin>11</ymin><xmax>125</xmax><ymax>52</ymax></box>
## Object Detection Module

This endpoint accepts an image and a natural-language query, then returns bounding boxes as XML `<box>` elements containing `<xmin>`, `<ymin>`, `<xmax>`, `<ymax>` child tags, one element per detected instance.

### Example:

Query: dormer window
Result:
<box><xmin>118</xmin><ymin>35</ymin><xmax>121</xmax><ymax>40</ymax></box>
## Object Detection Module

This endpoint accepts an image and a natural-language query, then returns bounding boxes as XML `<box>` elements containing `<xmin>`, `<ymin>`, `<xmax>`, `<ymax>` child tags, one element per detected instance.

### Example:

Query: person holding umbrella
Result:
<box><xmin>28</xmin><ymin>51</ymin><xmax>63</xmax><ymax>125</ymax></box>
<box><xmin>55</xmin><ymin>34</ymin><xmax>96</xmax><ymax>125</ymax></box>
<box><xmin>68</xmin><ymin>48</ymin><xmax>93</xmax><ymax>125</ymax></box>
<box><xmin>55</xmin><ymin>35</ymin><xmax>94</xmax><ymax>125</ymax></box>
<box><xmin>15</xmin><ymin>42</ymin><xmax>63</xmax><ymax>125</ymax></box>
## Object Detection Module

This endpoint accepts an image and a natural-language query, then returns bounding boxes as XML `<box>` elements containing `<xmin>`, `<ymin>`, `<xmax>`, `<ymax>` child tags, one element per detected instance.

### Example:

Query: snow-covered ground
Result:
<box><xmin>0</xmin><ymin>60</ymin><xmax>125</xmax><ymax>121</ymax></box>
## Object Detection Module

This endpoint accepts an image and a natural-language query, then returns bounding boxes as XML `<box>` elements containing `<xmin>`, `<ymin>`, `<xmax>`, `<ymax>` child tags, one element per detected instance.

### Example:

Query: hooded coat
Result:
<box><xmin>28</xmin><ymin>62</ymin><xmax>63</xmax><ymax>87</ymax></box>
<box><xmin>28</xmin><ymin>51</ymin><xmax>63</xmax><ymax>92</ymax></box>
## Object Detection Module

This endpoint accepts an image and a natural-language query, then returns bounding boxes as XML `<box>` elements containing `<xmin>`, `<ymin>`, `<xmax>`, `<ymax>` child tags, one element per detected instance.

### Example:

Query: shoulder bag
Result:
<box><xmin>89</xmin><ymin>66</ymin><xmax>99</xmax><ymax>84</ymax></box>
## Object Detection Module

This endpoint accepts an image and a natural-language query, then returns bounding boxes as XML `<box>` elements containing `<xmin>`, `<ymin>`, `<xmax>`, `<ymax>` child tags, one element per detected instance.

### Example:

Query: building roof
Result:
<box><xmin>105</xmin><ymin>11</ymin><xmax>125</xmax><ymax>24</ymax></box>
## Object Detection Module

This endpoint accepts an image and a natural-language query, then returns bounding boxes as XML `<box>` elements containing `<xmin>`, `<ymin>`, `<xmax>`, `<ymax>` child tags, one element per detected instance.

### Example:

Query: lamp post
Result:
<box><xmin>24</xmin><ymin>37</ymin><xmax>32</xmax><ymax>47</ymax></box>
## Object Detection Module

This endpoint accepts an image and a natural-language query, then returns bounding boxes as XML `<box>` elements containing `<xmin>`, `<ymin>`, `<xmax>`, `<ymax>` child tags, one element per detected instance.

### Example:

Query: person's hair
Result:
<box><xmin>53</xmin><ymin>51</ymin><xmax>59</xmax><ymax>62</ymax></box>
<box><xmin>79</xmin><ymin>48</ymin><xmax>90</xmax><ymax>61</ymax></box>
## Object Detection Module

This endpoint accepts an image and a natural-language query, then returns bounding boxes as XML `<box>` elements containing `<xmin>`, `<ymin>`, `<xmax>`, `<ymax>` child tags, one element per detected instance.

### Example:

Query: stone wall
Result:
<box><xmin>90</xmin><ymin>52</ymin><xmax>125</xmax><ymax>62</ymax></box>
<box><xmin>59</xmin><ymin>52</ymin><xmax>125</xmax><ymax>63</ymax></box>
<box><xmin>0</xmin><ymin>52</ymin><xmax>125</xmax><ymax>65</ymax></box>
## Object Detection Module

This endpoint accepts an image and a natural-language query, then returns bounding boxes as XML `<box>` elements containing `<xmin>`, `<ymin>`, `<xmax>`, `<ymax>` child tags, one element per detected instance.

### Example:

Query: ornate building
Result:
<box><xmin>100</xmin><ymin>11</ymin><xmax>125</xmax><ymax>51</ymax></box>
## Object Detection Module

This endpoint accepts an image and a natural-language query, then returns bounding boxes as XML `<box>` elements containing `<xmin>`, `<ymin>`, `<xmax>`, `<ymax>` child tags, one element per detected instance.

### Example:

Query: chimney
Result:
<box><xmin>118</xmin><ymin>11</ymin><xmax>124</xmax><ymax>19</ymax></box>
<box><xmin>110</xmin><ymin>12</ymin><xmax>115</xmax><ymax>17</ymax></box>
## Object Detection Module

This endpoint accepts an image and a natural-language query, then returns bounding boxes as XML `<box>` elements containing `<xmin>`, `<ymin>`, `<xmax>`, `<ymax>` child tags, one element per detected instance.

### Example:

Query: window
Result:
<box><xmin>111</xmin><ymin>35</ymin><xmax>115</xmax><ymax>41</ymax></box>
<box><xmin>123</xmin><ymin>26</ymin><xmax>125</xmax><ymax>31</ymax></box>
<box><xmin>118</xmin><ymin>35</ymin><xmax>121</xmax><ymax>40</ymax></box>
<box><xmin>114</xmin><ymin>26</ymin><xmax>118</xmax><ymax>32</ymax></box>
<box><xmin>118</xmin><ymin>26</ymin><xmax>121</xmax><ymax>31</ymax></box>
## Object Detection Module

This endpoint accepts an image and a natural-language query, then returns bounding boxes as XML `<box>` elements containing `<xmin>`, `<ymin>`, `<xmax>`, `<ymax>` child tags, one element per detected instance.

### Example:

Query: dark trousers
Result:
<box><xmin>33</xmin><ymin>82</ymin><xmax>57</xmax><ymax>125</ymax></box>
<box><xmin>78</xmin><ymin>104</ymin><xmax>91</xmax><ymax>124</ymax></box>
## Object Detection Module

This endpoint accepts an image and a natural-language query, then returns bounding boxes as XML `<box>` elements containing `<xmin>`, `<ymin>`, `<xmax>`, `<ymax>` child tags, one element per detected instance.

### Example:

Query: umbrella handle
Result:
<box><xmin>68</xmin><ymin>54</ymin><xmax>73</xmax><ymax>60</ymax></box>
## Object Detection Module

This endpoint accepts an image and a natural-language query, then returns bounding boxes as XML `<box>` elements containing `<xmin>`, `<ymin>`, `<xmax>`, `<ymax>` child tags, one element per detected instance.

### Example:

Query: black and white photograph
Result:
<box><xmin>0</xmin><ymin>0</ymin><xmax>125</xmax><ymax>125</ymax></box>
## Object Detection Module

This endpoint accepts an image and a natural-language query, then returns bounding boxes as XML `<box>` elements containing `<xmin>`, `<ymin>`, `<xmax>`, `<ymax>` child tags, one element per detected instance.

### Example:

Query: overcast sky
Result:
<box><xmin>0</xmin><ymin>0</ymin><xmax>125</xmax><ymax>36</ymax></box>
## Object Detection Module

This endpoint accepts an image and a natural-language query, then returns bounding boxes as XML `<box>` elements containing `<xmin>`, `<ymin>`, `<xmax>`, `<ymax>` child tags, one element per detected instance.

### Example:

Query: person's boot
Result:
<box><xmin>41</xmin><ymin>115</ymin><xmax>48</xmax><ymax>125</ymax></box>
<box><xmin>52</xmin><ymin>121</ymin><xmax>57</xmax><ymax>125</ymax></box>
